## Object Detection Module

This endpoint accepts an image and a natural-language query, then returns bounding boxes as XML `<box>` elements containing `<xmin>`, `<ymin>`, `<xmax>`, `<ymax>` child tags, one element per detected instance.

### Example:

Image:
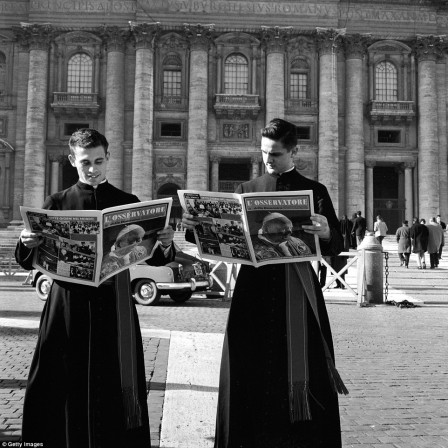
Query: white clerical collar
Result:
<box><xmin>278</xmin><ymin>166</ymin><xmax>295</xmax><ymax>176</ymax></box>
<box><xmin>78</xmin><ymin>178</ymin><xmax>107</xmax><ymax>189</ymax></box>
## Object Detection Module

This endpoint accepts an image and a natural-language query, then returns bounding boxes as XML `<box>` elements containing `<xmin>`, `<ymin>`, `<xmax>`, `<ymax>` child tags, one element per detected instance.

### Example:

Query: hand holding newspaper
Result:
<box><xmin>20</xmin><ymin>199</ymin><xmax>172</xmax><ymax>286</ymax></box>
<box><xmin>178</xmin><ymin>190</ymin><xmax>320</xmax><ymax>267</ymax></box>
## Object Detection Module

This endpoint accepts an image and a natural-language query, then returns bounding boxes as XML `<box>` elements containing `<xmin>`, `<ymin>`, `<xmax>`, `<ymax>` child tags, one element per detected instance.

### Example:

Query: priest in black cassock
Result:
<box><xmin>183</xmin><ymin>118</ymin><xmax>348</xmax><ymax>448</ymax></box>
<box><xmin>16</xmin><ymin>129</ymin><xmax>174</xmax><ymax>448</ymax></box>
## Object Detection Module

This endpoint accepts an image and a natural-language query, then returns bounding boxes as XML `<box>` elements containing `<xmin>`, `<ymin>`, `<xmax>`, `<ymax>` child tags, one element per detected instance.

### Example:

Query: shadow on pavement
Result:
<box><xmin>0</xmin><ymin>310</ymin><xmax>43</xmax><ymax>319</ymax></box>
<box><xmin>149</xmin><ymin>380</ymin><xmax>218</xmax><ymax>393</ymax></box>
<box><xmin>0</xmin><ymin>379</ymin><xmax>27</xmax><ymax>389</ymax></box>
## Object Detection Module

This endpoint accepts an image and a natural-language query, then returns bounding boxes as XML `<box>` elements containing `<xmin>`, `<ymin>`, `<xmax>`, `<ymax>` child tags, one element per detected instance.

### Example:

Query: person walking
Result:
<box><xmin>352</xmin><ymin>210</ymin><xmax>367</xmax><ymax>247</ymax></box>
<box><xmin>183</xmin><ymin>118</ymin><xmax>348</xmax><ymax>448</ymax></box>
<box><xmin>350</xmin><ymin>212</ymin><xmax>358</xmax><ymax>249</ymax></box>
<box><xmin>395</xmin><ymin>220</ymin><xmax>411</xmax><ymax>268</ymax></box>
<box><xmin>374</xmin><ymin>215</ymin><xmax>388</xmax><ymax>245</ymax></box>
<box><xmin>332</xmin><ymin>215</ymin><xmax>352</xmax><ymax>289</ymax></box>
<box><xmin>410</xmin><ymin>217</ymin><xmax>429</xmax><ymax>269</ymax></box>
<box><xmin>16</xmin><ymin>129</ymin><xmax>175</xmax><ymax>448</ymax></box>
<box><xmin>427</xmin><ymin>217</ymin><xmax>444</xmax><ymax>269</ymax></box>
<box><xmin>436</xmin><ymin>215</ymin><xmax>446</xmax><ymax>259</ymax></box>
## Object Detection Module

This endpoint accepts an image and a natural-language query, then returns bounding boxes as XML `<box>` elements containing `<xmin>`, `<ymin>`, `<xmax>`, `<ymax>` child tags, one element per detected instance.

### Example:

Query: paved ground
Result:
<box><xmin>1</xmin><ymin>236</ymin><xmax>448</xmax><ymax>447</ymax></box>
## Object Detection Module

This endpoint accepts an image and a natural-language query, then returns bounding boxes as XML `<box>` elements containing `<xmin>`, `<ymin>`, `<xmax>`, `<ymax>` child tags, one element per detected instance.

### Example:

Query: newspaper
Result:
<box><xmin>20</xmin><ymin>199</ymin><xmax>173</xmax><ymax>286</ymax></box>
<box><xmin>178</xmin><ymin>190</ymin><xmax>320</xmax><ymax>267</ymax></box>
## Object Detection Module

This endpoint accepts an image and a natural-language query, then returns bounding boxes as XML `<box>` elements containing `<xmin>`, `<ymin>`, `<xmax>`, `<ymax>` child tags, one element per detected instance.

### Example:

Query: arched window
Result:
<box><xmin>375</xmin><ymin>61</ymin><xmax>398</xmax><ymax>101</ymax></box>
<box><xmin>0</xmin><ymin>52</ymin><xmax>6</xmax><ymax>97</ymax></box>
<box><xmin>224</xmin><ymin>54</ymin><xmax>248</xmax><ymax>94</ymax></box>
<box><xmin>290</xmin><ymin>58</ymin><xmax>309</xmax><ymax>100</ymax></box>
<box><xmin>163</xmin><ymin>53</ymin><xmax>182</xmax><ymax>97</ymax></box>
<box><xmin>67</xmin><ymin>53</ymin><xmax>93</xmax><ymax>93</ymax></box>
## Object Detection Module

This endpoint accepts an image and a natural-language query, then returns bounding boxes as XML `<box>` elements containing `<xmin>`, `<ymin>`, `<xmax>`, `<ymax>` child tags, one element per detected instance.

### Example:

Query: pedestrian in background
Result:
<box><xmin>436</xmin><ymin>215</ymin><xmax>446</xmax><ymax>259</ymax></box>
<box><xmin>410</xmin><ymin>217</ymin><xmax>429</xmax><ymax>269</ymax></box>
<box><xmin>427</xmin><ymin>217</ymin><xmax>444</xmax><ymax>269</ymax></box>
<box><xmin>350</xmin><ymin>212</ymin><xmax>358</xmax><ymax>248</ymax></box>
<box><xmin>183</xmin><ymin>118</ymin><xmax>347</xmax><ymax>448</ymax></box>
<box><xmin>332</xmin><ymin>215</ymin><xmax>352</xmax><ymax>289</ymax></box>
<box><xmin>395</xmin><ymin>220</ymin><xmax>411</xmax><ymax>268</ymax></box>
<box><xmin>374</xmin><ymin>215</ymin><xmax>388</xmax><ymax>245</ymax></box>
<box><xmin>352</xmin><ymin>210</ymin><xmax>367</xmax><ymax>247</ymax></box>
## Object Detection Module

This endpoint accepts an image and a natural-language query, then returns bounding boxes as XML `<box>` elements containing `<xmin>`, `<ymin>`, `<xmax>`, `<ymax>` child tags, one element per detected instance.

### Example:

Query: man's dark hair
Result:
<box><xmin>403</xmin><ymin>220</ymin><xmax>408</xmax><ymax>225</ymax></box>
<box><xmin>261</xmin><ymin>118</ymin><xmax>298</xmax><ymax>152</ymax></box>
<box><xmin>357</xmin><ymin>211</ymin><xmax>362</xmax><ymax>216</ymax></box>
<box><xmin>69</xmin><ymin>128</ymin><xmax>109</xmax><ymax>156</ymax></box>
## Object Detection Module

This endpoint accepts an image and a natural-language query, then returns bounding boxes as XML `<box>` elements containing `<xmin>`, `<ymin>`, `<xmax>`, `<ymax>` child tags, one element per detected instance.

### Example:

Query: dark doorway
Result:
<box><xmin>218</xmin><ymin>160</ymin><xmax>251</xmax><ymax>192</ymax></box>
<box><xmin>157</xmin><ymin>183</ymin><xmax>182</xmax><ymax>229</ymax></box>
<box><xmin>62</xmin><ymin>158</ymin><xmax>78</xmax><ymax>190</ymax></box>
<box><xmin>373</xmin><ymin>166</ymin><xmax>404</xmax><ymax>233</ymax></box>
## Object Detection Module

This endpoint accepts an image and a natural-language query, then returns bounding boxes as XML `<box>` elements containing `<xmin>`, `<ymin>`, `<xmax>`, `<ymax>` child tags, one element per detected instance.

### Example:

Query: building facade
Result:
<box><xmin>1</xmin><ymin>0</ymin><xmax>448</xmax><ymax>231</ymax></box>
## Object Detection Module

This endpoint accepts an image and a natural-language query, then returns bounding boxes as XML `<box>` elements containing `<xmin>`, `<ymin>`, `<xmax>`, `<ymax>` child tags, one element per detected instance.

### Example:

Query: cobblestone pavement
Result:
<box><xmin>1</xmin><ymin>280</ymin><xmax>448</xmax><ymax>446</ymax></box>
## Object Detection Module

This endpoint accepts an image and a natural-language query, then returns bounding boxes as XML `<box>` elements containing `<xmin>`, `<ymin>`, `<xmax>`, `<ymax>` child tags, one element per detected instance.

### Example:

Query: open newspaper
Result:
<box><xmin>20</xmin><ymin>198</ymin><xmax>172</xmax><ymax>286</ymax></box>
<box><xmin>178</xmin><ymin>190</ymin><xmax>320</xmax><ymax>267</ymax></box>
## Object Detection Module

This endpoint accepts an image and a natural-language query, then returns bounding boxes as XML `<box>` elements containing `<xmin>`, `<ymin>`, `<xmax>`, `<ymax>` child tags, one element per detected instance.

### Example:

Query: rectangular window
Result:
<box><xmin>290</xmin><ymin>73</ymin><xmax>308</xmax><ymax>99</ymax></box>
<box><xmin>296</xmin><ymin>126</ymin><xmax>311</xmax><ymax>140</ymax></box>
<box><xmin>378</xmin><ymin>130</ymin><xmax>401</xmax><ymax>144</ymax></box>
<box><xmin>161</xmin><ymin>122</ymin><xmax>182</xmax><ymax>137</ymax></box>
<box><xmin>163</xmin><ymin>70</ymin><xmax>182</xmax><ymax>97</ymax></box>
<box><xmin>64</xmin><ymin>123</ymin><xmax>89</xmax><ymax>136</ymax></box>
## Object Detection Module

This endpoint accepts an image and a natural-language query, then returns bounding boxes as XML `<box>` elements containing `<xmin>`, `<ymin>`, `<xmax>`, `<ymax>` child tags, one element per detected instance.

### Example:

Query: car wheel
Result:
<box><xmin>169</xmin><ymin>291</ymin><xmax>193</xmax><ymax>303</ymax></box>
<box><xmin>133</xmin><ymin>279</ymin><xmax>161</xmax><ymax>306</ymax></box>
<box><xmin>35</xmin><ymin>274</ymin><xmax>52</xmax><ymax>301</ymax></box>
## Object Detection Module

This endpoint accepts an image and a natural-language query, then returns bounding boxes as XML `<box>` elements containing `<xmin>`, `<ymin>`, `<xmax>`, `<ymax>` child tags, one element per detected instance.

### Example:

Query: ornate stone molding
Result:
<box><xmin>414</xmin><ymin>35</ymin><xmax>445</xmax><ymax>62</ymax></box>
<box><xmin>13</xmin><ymin>24</ymin><xmax>54</xmax><ymax>52</ymax></box>
<box><xmin>344</xmin><ymin>34</ymin><xmax>371</xmax><ymax>59</ymax></box>
<box><xmin>287</xmin><ymin>36</ymin><xmax>315</xmax><ymax>54</ymax></box>
<box><xmin>156</xmin><ymin>155</ymin><xmax>185</xmax><ymax>173</ymax></box>
<box><xmin>158</xmin><ymin>33</ymin><xmax>188</xmax><ymax>51</ymax></box>
<box><xmin>100</xmin><ymin>26</ymin><xmax>129</xmax><ymax>53</ymax></box>
<box><xmin>183</xmin><ymin>24</ymin><xmax>214</xmax><ymax>51</ymax></box>
<box><xmin>130</xmin><ymin>22</ymin><xmax>160</xmax><ymax>50</ymax></box>
<box><xmin>260</xmin><ymin>26</ymin><xmax>292</xmax><ymax>54</ymax></box>
<box><xmin>155</xmin><ymin>173</ymin><xmax>184</xmax><ymax>189</ymax></box>
<box><xmin>315</xmin><ymin>28</ymin><xmax>344</xmax><ymax>56</ymax></box>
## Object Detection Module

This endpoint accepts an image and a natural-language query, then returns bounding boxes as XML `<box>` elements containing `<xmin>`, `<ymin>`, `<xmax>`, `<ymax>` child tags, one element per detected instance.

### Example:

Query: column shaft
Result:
<box><xmin>404</xmin><ymin>166</ymin><xmax>414</xmax><ymax>223</ymax></box>
<box><xmin>12</xmin><ymin>48</ymin><xmax>29</xmax><ymax>219</ymax></box>
<box><xmin>23</xmin><ymin>48</ymin><xmax>49</xmax><ymax>207</ymax></box>
<box><xmin>133</xmin><ymin>47</ymin><xmax>154</xmax><ymax>200</ymax></box>
<box><xmin>417</xmin><ymin>58</ymin><xmax>439</xmax><ymax>219</ymax></box>
<box><xmin>265</xmin><ymin>51</ymin><xmax>284</xmax><ymax>123</ymax></box>
<box><xmin>345</xmin><ymin>50</ymin><xmax>366</xmax><ymax>216</ymax></box>
<box><xmin>318</xmin><ymin>51</ymin><xmax>339</xmax><ymax>213</ymax></box>
<box><xmin>187</xmin><ymin>48</ymin><xmax>209</xmax><ymax>190</ymax></box>
<box><xmin>437</xmin><ymin>59</ymin><xmax>448</xmax><ymax>218</ymax></box>
<box><xmin>366</xmin><ymin>164</ymin><xmax>374</xmax><ymax>230</ymax></box>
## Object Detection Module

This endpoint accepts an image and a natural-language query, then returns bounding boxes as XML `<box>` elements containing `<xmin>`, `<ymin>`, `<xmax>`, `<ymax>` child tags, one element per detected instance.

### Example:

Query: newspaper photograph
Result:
<box><xmin>20</xmin><ymin>198</ymin><xmax>172</xmax><ymax>286</ymax></box>
<box><xmin>178</xmin><ymin>190</ymin><xmax>320</xmax><ymax>267</ymax></box>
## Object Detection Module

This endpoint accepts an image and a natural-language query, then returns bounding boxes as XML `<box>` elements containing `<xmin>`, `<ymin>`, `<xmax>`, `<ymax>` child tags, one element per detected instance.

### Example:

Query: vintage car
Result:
<box><xmin>30</xmin><ymin>250</ymin><xmax>213</xmax><ymax>306</ymax></box>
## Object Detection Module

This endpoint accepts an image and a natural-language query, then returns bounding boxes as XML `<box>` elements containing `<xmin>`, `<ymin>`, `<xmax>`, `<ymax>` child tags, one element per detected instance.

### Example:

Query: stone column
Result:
<box><xmin>131</xmin><ymin>23</ymin><xmax>159</xmax><ymax>201</ymax></box>
<box><xmin>251</xmin><ymin>155</ymin><xmax>261</xmax><ymax>180</ymax></box>
<box><xmin>404</xmin><ymin>162</ymin><xmax>414</xmax><ymax>223</ymax></box>
<box><xmin>101</xmin><ymin>26</ymin><xmax>127</xmax><ymax>189</ymax></box>
<box><xmin>17</xmin><ymin>25</ymin><xmax>53</xmax><ymax>208</ymax></box>
<box><xmin>437</xmin><ymin>54</ymin><xmax>448</xmax><ymax>218</ymax></box>
<box><xmin>50</xmin><ymin>156</ymin><xmax>60</xmax><ymax>194</ymax></box>
<box><xmin>415</xmin><ymin>36</ymin><xmax>441</xmax><ymax>219</ymax></box>
<box><xmin>216</xmin><ymin>44</ymin><xmax>222</xmax><ymax>94</ymax></box>
<box><xmin>316</xmin><ymin>29</ymin><xmax>343</xmax><ymax>214</ymax></box>
<box><xmin>211</xmin><ymin>156</ymin><xmax>220</xmax><ymax>191</ymax></box>
<box><xmin>184</xmin><ymin>24</ymin><xmax>214</xmax><ymax>190</ymax></box>
<box><xmin>261</xmin><ymin>26</ymin><xmax>290</xmax><ymax>123</ymax></box>
<box><xmin>344</xmin><ymin>35</ymin><xmax>369</xmax><ymax>216</ymax></box>
<box><xmin>10</xmin><ymin>31</ymin><xmax>30</xmax><ymax>221</ymax></box>
<box><xmin>365</xmin><ymin>160</ymin><xmax>375</xmax><ymax>230</ymax></box>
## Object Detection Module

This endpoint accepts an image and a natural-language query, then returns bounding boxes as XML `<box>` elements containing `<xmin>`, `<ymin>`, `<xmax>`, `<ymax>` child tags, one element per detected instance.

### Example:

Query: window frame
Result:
<box><xmin>374</xmin><ymin>60</ymin><xmax>398</xmax><ymax>102</ymax></box>
<box><xmin>66</xmin><ymin>52</ymin><xmax>94</xmax><ymax>94</ymax></box>
<box><xmin>224</xmin><ymin>53</ymin><xmax>249</xmax><ymax>95</ymax></box>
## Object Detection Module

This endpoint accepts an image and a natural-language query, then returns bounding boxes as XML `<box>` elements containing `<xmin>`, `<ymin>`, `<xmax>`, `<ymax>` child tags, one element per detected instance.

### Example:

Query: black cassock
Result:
<box><xmin>213</xmin><ymin>170</ymin><xmax>344</xmax><ymax>448</ymax></box>
<box><xmin>16</xmin><ymin>181</ymin><xmax>171</xmax><ymax>448</ymax></box>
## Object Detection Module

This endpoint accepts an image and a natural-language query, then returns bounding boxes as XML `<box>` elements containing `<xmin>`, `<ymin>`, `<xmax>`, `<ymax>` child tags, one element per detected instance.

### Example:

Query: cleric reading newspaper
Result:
<box><xmin>15</xmin><ymin>128</ymin><xmax>174</xmax><ymax>447</ymax></box>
